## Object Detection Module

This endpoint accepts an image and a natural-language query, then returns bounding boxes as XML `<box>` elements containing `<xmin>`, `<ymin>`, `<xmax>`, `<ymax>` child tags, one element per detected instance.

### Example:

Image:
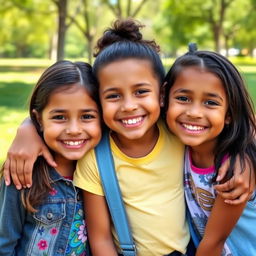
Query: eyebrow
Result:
<box><xmin>173</xmin><ymin>88</ymin><xmax>224</xmax><ymax>102</ymax></box>
<box><xmin>49</xmin><ymin>109</ymin><xmax>99</xmax><ymax>114</ymax></box>
<box><xmin>102</xmin><ymin>83</ymin><xmax>152</xmax><ymax>94</ymax></box>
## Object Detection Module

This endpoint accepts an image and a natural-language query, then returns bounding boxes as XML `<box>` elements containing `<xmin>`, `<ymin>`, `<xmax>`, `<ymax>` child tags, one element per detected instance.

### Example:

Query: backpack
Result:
<box><xmin>95</xmin><ymin>132</ymin><xmax>137</xmax><ymax>256</ymax></box>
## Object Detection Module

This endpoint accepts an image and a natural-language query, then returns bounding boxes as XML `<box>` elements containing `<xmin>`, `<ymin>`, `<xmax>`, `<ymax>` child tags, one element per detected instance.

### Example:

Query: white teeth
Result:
<box><xmin>183</xmin><ymin>124</ymin><xmax>204</xmax><ymax>131</ymax></box>
<box><xmin>63</xmin><ymin>140</ymin><xmax>84</xmax><ymax>146</ymax></box>
<box><xmin>122</xmin><ymin>117</ymin><xmax>142</xmax><ymax>125</ymax></box>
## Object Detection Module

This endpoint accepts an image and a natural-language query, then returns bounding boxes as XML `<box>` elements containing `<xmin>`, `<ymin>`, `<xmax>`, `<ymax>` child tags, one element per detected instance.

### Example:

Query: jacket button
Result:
<box><xmin>47</xmin><ymin>212</ymin><xmax>53</xmax><ymax>220</ymax></box>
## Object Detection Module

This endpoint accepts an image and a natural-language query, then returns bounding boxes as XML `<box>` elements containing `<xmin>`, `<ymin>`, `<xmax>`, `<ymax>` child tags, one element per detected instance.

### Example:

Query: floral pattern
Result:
<box><xmin>65</xmin><ymin>207</ymin><xmax>88</xmax><ymax>256</ymax></box>
<box><xmin>50</xmin><ymin>227</ymin><xmax>58</xmax><ymax>235</ymax></box>
<box><xmin>49</xmin><ymin>187</ymin><xmax>57</xmax><ymax>196</ymax></box>
<box><xmin>37</xmin><ymin>239</ymin><xmax>48</xmax><ymax>250</ymax></box>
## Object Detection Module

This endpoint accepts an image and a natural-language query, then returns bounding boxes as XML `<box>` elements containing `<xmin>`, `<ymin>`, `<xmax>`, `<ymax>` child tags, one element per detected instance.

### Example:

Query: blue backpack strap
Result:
<box><xmin>95</xmin><ymin>132</ymin><xmax>137</xmax><ymax>256</ymax></box>
<box><xmin>186</xmin><ymin>210</ymin><xmax>200</xmax><ymax>248</ymax></box>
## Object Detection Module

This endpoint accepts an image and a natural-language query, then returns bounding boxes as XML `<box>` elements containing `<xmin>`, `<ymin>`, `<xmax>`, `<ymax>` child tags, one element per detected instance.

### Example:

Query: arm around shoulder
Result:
<box><xmin>215</xmin><ymin>156</ymin><xmax>255</xmax><ymax>205</ymax></box>
<box><xmin>3</xmin><ymin>117</ymin><xmax>56</xmax><ymax>189</ymax></box>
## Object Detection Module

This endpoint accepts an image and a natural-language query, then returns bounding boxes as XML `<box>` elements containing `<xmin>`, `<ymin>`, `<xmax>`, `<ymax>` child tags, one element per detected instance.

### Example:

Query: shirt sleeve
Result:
<box><xmin>73</xmin><ymin>149</ymin><xmax>104</xmax><ymax>196</ymax></box>
<box><xmin>0</xmin><ymin>178</ymin><xmax>26</xmax><ymax>255</ymax></box>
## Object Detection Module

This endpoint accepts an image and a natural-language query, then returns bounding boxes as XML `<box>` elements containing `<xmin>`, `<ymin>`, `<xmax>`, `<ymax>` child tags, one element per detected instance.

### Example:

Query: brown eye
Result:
<box><xmin>52</xmin><ymin>115</ymin><xmax>66</xmax><ymax>120</ymax></box>
<box><xmin>176</xmin><ymin>96</ymin><xmax>189</xmax><ymax>102</ymax></box>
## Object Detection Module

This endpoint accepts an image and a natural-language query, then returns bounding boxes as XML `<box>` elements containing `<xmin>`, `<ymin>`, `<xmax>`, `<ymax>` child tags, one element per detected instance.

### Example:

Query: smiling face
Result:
<box><xmin>166</xmin><ymin>67</ymin><xmax>230</xmax><ymax>152</ymax></box>
<box><xmin>35</xmin><ymin>84</ymin><xmax>101</xmax><ymax>166</ymax></box>
<box><xmin>98</xmin><ymin>58</ymin><xmax>161</xmax><ymax>148</ymax></box>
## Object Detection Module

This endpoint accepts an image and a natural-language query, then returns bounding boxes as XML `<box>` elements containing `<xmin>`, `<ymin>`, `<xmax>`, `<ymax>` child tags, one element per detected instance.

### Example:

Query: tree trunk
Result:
<box><xmin>213</xmin><ymin>25</ymin><xmax>221</xmax><ymax>53</ymax></box>
<box><xmin>224</xmin><ymin>34</ymin><xmax>229</xmax><ymax>57</ymax></box>
<box><xmin>87</xmin><ymin>35</ymin><xmax>93</xmax><ymax>64</ymax></box>
<box><xmin>56</xmin><ymin>0</ymin><xmax>68</xmax><ymax>61</ymax></box>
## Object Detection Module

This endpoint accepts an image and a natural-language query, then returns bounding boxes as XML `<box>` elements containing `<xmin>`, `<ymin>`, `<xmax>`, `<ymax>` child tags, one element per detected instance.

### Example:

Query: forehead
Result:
<box><xmin>172</xmin><ymin>67</ymin><xmax>226</xmax><ymax>95</ymax></box>
<box><xmin>97</xmin><ymin>58</ymin><xmax>158</xmax><ymax>85</ymax></box>
<box><xmin>46</xmin><ymin>85</ymin><xmax>97</xmax><ymax>109</ymax></box>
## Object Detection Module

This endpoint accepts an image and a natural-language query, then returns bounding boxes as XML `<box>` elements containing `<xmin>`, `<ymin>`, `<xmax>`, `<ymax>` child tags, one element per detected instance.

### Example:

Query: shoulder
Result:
<box><xmin>77</xmin><ymin>148</ymin><xmax>97</xmax><ymax>167</ymax></box>
<box><xmin>157</xmin><ymin>119</ymin><xmax>184</xmax><ymax>149</ymax></box>
<box><xmin>0</xmin><ymin>177</ymin><xmax>21</xmax><ymax>197</ymax></box>
<box><xmin>0</xmin><ymin>177</ymin><xmax>24</xmax><ymax>215</ymax></box>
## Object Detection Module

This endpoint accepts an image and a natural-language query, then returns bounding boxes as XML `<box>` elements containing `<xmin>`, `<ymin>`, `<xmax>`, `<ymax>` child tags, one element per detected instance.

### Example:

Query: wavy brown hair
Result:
<box><xmin>22</xmin><ymin>60</ymin><xmax>98</xmax><ymax>212</ymax></box>
<box><xmin>164</xmin><ymin>44</ymin><xmax>256</xmax><ymax>181</ymax></box>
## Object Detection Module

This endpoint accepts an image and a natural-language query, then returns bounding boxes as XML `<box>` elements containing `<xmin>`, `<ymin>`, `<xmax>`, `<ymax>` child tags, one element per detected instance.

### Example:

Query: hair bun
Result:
<box><xmin>94</xmin><ymin>18</ymin><xmax>149</xmax><ymax>56</ymax></box>
<box><xmin>188</xmin><ymin>43</ymin><xmax>198</xmax><ymax>54</ymax></box>
<box><xmin>111</xmin><ymin>19</ymin><xmax>143</xmax><ymax>41</ymax></box>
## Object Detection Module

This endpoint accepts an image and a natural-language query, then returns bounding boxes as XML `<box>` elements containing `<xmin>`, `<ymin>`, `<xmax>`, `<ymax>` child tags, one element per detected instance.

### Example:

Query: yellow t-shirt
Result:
<box><xmin>74</xmin><ymin>121</ymin><xmax>189</xmax><ymax>256</ymax></box>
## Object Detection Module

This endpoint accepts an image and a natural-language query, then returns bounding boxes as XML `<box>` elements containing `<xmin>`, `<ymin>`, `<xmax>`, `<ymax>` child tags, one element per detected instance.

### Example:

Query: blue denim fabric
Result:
<box><xmin>0</xmin><ymin>168</ymin><xmax>90</xmax><ymax>256</ymax></box>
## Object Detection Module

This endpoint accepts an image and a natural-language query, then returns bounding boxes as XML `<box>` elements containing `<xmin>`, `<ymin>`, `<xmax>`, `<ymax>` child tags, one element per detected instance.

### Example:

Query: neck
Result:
<box><xmin>54</xmin><ymin>155</ymin><xmax>76</xmax><ymax>177</ymax></box>
<box><xmin>189</xmin><ymin>146</ymin><xmax>215</xmax><ymax>168</ymax></box>
<box><xmin>111</xmin><ymin>125</ymin><xmax>159</xmax><ymax>158</ymax></box>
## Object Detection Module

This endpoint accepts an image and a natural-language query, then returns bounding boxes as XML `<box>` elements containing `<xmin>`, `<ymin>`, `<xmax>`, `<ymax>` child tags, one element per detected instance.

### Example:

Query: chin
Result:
<box><xmin>66</xmin><ymin>153</ymin><xmax>85</xmax><ymax>161</ymax></box>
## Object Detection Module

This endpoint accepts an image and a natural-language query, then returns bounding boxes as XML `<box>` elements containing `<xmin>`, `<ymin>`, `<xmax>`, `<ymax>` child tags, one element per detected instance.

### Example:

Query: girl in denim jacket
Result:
<box><xmin>0</xmin><ymin>60</ymin><xmax>101</xmax><ymax>255</ymax></box>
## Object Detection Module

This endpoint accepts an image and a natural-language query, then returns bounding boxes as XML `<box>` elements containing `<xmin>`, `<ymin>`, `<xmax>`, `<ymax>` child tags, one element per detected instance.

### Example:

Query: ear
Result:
<box><xmin>160</xmin><ymin>82</ymin><xmax>167</xmax><ymax>107</ymax></box>
<box><xmin>32</xmin><ymin>109</ymin><xmax>43</xmax><ymax>131</ymax></box>
<box><xmin>225</xmin><ymin>113</ymin><xmax>231</xmax><ymax>125</ymax></box>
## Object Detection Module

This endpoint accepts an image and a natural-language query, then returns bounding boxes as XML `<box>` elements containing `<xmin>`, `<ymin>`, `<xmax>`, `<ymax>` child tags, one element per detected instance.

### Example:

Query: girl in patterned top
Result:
<box><xmin>165</xmin><ymin>43</ymin><xmax>256</xmax><ymax>256</ymax></box>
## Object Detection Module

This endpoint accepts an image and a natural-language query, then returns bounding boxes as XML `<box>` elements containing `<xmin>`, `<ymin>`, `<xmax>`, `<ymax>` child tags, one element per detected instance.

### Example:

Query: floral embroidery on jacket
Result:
<box><xmin>37</xmin><ymin>239</ymin><xmax>48</xmax><ymax>250</ymax></box>
<box><xmin>65</xmin><ymin>206</ymin><xmax>88</xmax><ymax>255</ymax></box>
<box><xmin>49</xmin><ymin>187</ymin><xmax>57</xmax><ymax>196</ymax></box>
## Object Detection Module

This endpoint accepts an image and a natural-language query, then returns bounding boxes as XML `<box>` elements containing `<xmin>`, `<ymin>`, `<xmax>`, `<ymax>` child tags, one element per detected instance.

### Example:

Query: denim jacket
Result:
<box><xmin>0</xmin><ymin>168</ymin><xmax>91</xmax><ymax>256</ymax></box>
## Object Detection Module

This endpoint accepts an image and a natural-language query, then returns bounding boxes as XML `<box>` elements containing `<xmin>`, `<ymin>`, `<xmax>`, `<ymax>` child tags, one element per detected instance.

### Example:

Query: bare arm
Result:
<box><xmin>196</xmin><ymin>194</ymin><xmax>247</xmax><ymax>256</ymax></box>
<box><xmin>83</xmin><ymin>191</ymin><xmax>118</xmax><ymax>256</ymax></box>
<box><xmin>215</xmin><ymin>156</ymin><xmax>255</xmax><ymax>205</ymax></box>
<box><xmin>3</xmin><ymin>118</ymin><xmax>56</xmax><ymax>189</ymax></box>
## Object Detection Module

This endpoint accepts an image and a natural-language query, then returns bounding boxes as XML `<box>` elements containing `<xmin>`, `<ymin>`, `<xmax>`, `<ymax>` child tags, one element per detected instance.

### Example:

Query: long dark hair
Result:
<box><xmin>164</xmin><ymin>44</ymin><xmax>256</xmax><ymax>180</ymax></box>
<box><xmin>23</xmin><ymin>60</ymin><xmax>98</xmax><ymax>212</ymax></box>
<box><xmin>93</xmin><ymin>18</ymin><xmax>165</xmax><ymax>87</ymax></box>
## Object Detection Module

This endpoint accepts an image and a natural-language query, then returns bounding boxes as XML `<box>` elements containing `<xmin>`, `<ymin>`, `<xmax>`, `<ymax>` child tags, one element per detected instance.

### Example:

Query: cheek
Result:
<box><xmin>166</xmin><ymin>103</ymin><xmax>179</xmax><ymax>128</ymax></box>
<box><xmin>90</xmin><ymin>122</ymin><xmax>102</xmax><ymax>144</ymax></box>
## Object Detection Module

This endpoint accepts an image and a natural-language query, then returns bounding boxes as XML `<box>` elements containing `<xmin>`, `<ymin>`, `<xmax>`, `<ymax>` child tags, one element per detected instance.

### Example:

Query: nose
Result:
<box><xmin>121</xmin><ymin>96</ymin><xmax>138</xmax><ymax>112</ymax></box>
<box><xmin>185</xmin><ymin>103</ymin><xmax>203</xmax><ymax>118</ymax></box>
<box><xmin>66</xmin><ymin>120</ymin><xmax>82</xmax><ymax>135</ymax></box>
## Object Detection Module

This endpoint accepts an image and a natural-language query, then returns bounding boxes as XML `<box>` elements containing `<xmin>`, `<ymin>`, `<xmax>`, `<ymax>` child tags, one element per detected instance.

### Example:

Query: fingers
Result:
<box><xmin>9</xmin><ymin>157</ymin><xmax>22</xmax><ymax>190</ymax></box>
<box><xmin>216</xmin><ymin>158</ymin><xmax>230</xmax><ymax>182</ymax></box>
<box><xmin>215</xmin><ymin>174</ymin><xmax>252</xmax><ymax>205</ymax></box>
<box><xmin>214</xmin><ymin>177</ymin><xmax>235</xmax><ymax>193</ymax></box>
<box><xmin>5</xmin><ymin>151</ymin><xmax>34</xmax><ymax>189</ymax></box>
<box><xmin>3</xmin><ymin>159</ymin><xmax>11</xmax><ymax>186</ymax></box>
<box><xmin>224</xmin><ymin>193</ymin><xmax>251</xmax><ymax>205</ymax></box>
<box><xmin>16</xmin><ymin>158</ymin><xmax>26</xmax><ymax>187</ymax></box>
<box><xmin>23</xmin><ymin>160</ymin><xmax>34</xmax><ymax>188</ymax></box>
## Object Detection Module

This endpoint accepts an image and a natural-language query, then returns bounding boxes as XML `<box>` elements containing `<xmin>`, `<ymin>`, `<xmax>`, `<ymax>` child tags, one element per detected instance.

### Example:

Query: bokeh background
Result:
<box><xmin>1</xmin><ymin>0</ymin><xmax>256</xmax><ymax>165</ymax></box>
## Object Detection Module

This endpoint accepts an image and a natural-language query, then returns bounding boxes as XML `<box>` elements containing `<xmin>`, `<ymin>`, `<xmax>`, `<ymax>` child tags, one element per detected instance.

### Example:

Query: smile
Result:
<box><xmin>62</xmin><ymin>140</ymin><xmax>85</xmax><ymax>146</ymax></box>
<box><xmin>121</xmin><ymin>116</ymin><xmax>143</xmax><ymax>125</ymax></box>
<box><xmin>182</xmin><ymin>123</ymin><xmax>205</xmax><ymax>131</ymax></box>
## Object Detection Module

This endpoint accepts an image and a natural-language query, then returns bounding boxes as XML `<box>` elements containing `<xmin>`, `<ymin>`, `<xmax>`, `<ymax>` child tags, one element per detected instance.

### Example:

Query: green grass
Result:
<box><xmin>0</xmin><ymin>60</ymin><xmax>50</xmax><ymax>166</ymax></box>
<box><xmin>0</xmin><ymin>58</ymin><xmax>256</xmax><ymax>166</ymax></box>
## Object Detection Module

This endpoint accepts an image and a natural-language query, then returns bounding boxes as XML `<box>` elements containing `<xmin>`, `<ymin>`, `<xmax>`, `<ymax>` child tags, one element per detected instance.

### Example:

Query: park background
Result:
<box><xmin>1</xmin><ymin>0</ymin><xmax>256</xmax><ymax>165</ymax></box>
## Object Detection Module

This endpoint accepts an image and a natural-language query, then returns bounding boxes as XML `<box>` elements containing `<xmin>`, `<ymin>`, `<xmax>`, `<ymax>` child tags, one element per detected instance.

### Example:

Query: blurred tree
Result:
<box><xmin>156</xmin><ymin>0</ymin><xmax>207</xmax><ymax>56</ymax></box>
<box><xmin>50</xmin><ymin>0</ymin><xmax>83</xmax><ymax>60</ymax></box>
<box><xmin>233</xmin><ymin>0</ymin><xmax>256</xmax><ymax>56</ymax></box>
<box><xmin>160</xmin><ymin>0</ymin><xmax>251</xmax><ymax>53</ymax></box>
<box><xmin>102</xmin><ymin>0</ymin><xmax>149</xmax><ymax>18</ymax></box>
<box><xmin>0</xmin><ymin>0</ymin><xmax>55</xmax><ymax>58</ymax></box>
<box><xmin>68</xmin><ymin>0</ymin><xmax>100</xmax><ymax>64</ymax></box>
<box><xmin>53</xmin><ymin>0</ymin><xmax>68</xmax><ymax>60</ymax></box>
<box><xmin>1</xmin><ymin>0</ymin><xmax>255</xmax><ymax>59</ymax></box>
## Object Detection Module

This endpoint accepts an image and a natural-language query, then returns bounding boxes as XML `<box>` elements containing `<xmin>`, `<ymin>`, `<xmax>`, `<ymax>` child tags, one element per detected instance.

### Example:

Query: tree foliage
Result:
<box><xmin>0</xmin><ymin>0</ymin><xmax>256</xmax><ymax>59</ymax></box>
